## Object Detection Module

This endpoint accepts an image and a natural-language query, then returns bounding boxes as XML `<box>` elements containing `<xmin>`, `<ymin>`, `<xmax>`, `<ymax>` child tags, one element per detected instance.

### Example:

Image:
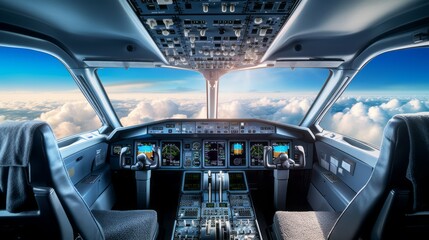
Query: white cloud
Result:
<box><xmin>218</xmin><ymin>101</ymin><xmax>251</xmax><ymax>118</ymax></box>
<box><xmin>171</xmin><ymin>114</ymin><xmax>188</xmax><ymax>119</ymax></box>
<box><xmin>2</xmin><ymin>93</ymin><xmax>429</xmax><ymax>148</ymax></box>
<box><xmin>368</xmin><ymin>106</ymin><xmax>387</xmax><ymax>124</ymax></box>
<box><xmin>322</xmin><ymin>97</ymin><xmax>429</xmax><ymax>146</ymax></box>
<box><xmin>380</xmin><ymin>98</ymin><xmax>400</xmax><ymax>110</ymax></box>
<box><xmin>120</xmin><ymin>100</ymin><xmax>179</xmax><ymax>126</ymax></box>
<box><xmin>39</xmin><ymin>102</ymin><xmax>101</xmax><ymax>139</ymax></box>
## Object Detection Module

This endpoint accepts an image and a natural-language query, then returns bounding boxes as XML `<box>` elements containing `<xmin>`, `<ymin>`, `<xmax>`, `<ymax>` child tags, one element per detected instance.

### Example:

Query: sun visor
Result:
<box><xmin>83</xmin><ymin>60</ymin><xmax>164</xmax><ymax>68</ymax></box>
<box><xmin>273</xmin><ymin>59</ymin><xmax>344</xmax><ymax>68</ymax></box>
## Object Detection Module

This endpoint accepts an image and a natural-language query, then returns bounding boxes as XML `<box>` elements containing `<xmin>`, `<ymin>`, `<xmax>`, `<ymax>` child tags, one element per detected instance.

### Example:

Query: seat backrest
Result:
<box><xmin>328</xmin><ymin>113</ymin><xmax>429</xmax><ymax>239</ymax></box>
<box><xmin>0</xmin><ymin>121</ymin><xmax>105</xmax><ymax>240</ymax></box>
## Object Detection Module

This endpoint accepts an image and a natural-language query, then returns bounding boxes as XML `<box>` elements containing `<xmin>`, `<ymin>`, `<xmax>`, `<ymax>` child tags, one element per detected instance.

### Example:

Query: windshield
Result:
<box><xmin>98</xmin><ymin>68</ymin><xmax>206</xmax><ymax>127</ymax></box>
<box><xmin>98</xmin><ymin>67</ymin><xmax>329</xmax><ymax>126</ymax></box>
<box><xmin>219</xmin><ymin>68</ymin><xmax>329</xmax><ymax>125</ymax></box>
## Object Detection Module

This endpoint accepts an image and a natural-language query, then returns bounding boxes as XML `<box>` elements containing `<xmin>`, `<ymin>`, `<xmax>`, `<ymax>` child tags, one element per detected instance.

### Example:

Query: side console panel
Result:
<box><xmin>63</xmin><ymin>142</ymin><xmax>113</xmax><ymax>209</ymax></box>
<box><xmin>309</xmin><ymin>141</ymin><xmax>374</xmax><ymax>212</ymax></box>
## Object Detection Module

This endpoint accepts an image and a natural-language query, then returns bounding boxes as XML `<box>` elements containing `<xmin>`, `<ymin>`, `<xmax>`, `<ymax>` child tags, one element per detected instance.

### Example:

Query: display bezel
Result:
<box><xmin>202</xmin><ymin>140</ymin><xmax>227</xmax><ymax>168</ymax></box>
<box><xmin>228</xmin><ymin>140</ymin><xmax>248</xmax><ymax>168</ymax></box>
<box><xmin>160</xmin><ymin>140</ymin><xmax>183</xmax><ymax>168</ymax></box>
<box><xmin>182</xmin><ymin>171</ymin><xmax>203</xmax><ymax>193</ymax></box>
<box><xmin>248</xmin><ymin>140</ymin><xmax>270</xmax><ymax>168</ymax></box>
<box><xmin>228</xmin><ymin>171</ymin><xmax>248</xmax><ymax>192</ymax></box>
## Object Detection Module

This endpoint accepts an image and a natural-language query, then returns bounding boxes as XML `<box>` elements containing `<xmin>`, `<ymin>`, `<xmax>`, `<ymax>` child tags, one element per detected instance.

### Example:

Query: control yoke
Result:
<box><xmin>263</xmin><ymin>145</ymin><xmax>305</xmax><ymax>169</ymax></box>
<box><xmin>120</xmin><ymin>146</ymin><xmax>160</xmax><ymax>170</ymax></box>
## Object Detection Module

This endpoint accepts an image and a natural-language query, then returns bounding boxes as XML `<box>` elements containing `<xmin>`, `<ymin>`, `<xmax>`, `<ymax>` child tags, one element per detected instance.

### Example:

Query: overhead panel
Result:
<box><xmin>128</xmin><ymin>0</ymin><xmax>297</xmax><ymax>70</ymax></box>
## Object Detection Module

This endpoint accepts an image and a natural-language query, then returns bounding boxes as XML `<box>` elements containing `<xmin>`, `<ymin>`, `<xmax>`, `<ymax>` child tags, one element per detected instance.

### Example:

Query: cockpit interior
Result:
<box><xmin>1</xmin><ymin>0</ymin><xmax>429</xmax><ymax>239</ymax></box>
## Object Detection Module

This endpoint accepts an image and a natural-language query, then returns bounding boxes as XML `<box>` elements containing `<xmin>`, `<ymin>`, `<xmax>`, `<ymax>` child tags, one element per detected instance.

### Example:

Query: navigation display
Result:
<box><xmin>135</xmin><ymin>141</ymin><xmax>156</xmax><ymax>160</ymax></box>
<box><xmin>229</xmin><ymin>141</ymin><xmax>247</xmax><ymax>167</ymax></box>
<box><xmin>203</xmin><ymin>140</ymin><xmax>226</xmax><ymax>167</ymax></box>
<box><xmin>272</xmin><ymin>141</ymin><xmax>290</xmax><ymax>160</ymax></box>
<box><xmin>161</xmin><ymin>141</ymin><xmax>182</xmax><ymax>167</ymax></box>
<box><xmin>183</xmin><ymin>172</ymin><xmax>202</xmax><ymax>192</ymax></box>
<box><xmin>249</xmin><ymin>141</ymin><xmax>269</xmax><ymax>167</ymax></box>
<box><xmin>229</xmin><ymin>172</ymin><xmax>247</xmax><ymax>191</ymax></box>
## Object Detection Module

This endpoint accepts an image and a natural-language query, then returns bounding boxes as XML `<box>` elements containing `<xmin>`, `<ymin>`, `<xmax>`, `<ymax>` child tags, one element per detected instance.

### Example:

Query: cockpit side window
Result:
<box><xmin>319</xmin><ymin>47</ymin><xmax>429</xmax><ymax>148</ymax></box>
<box><xmin>0</xmin><ymin>46</ymin><xmax>102</xmax><ymax>139</ymax></box>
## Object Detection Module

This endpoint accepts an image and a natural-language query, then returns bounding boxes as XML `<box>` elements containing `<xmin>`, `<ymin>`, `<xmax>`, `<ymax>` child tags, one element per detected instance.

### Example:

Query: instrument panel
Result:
<box><xmin>112</xmin><ymin>138</ymin><xmax>295</xmax><ymax>170</ymax></box>
<box><xmin>147</xmin><ymin>121</ymin><xmax>275</xmax><ymax>134</ymax></box>
<box><xmin>109</xmin><ymin>119</ymin><xmax>312</xmax><ymax>170</ymax></box>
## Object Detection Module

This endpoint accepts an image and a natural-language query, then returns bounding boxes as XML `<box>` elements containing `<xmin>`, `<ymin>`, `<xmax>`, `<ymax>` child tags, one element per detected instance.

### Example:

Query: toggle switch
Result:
<box><xmin>221</xmin><ymin>3</ymin><xmax>227</xmax><ymax>13</ymax></box>
<box><xmin>200</xmin><ymin>29</ymin><xmax>206</xmax><ymax>37</ymax></box>
<box><xmin>163</xmin><ymin>19</ymin><xmax>174</xmax><ymax>29</ymax></box>
<box><xmin>259</xmin><ymin>28</ymin><xmax>268</xmax><ymax>37</ymax></box>
<box><xmin>203</xmin><ymin>4</ymin><xmax>209</xmax><ymax>13</ymax></box>
<box><xmin>146</xmin><ymin>18</ymin><xmax>157</xmax><ymax>29</ymax></box>
<box><xmin>230</xmin><ymin>4</ymin><xmax>235</xmax><ymax>13</ymax></box>
<box><xmin>234</xmin><ymin>29</ymin><xmax>241</xmax><ymax>38</ymax></box>
<box><xmin>190</xmin><ymin>35</ymin><xmax>196</xmax><ymax>43</ymax></box>
<box><xmin>184</xmin><ymin>29</ymin><xmax>190</xmax><ymax>37</ymax></box>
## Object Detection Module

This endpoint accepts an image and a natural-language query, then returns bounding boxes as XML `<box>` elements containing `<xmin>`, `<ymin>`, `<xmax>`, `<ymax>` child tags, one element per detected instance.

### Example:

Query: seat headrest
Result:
<box><xmin>0</xmin><ymin>120</ymin><xmax>48</xmax><ymax>212</ymax></box>
<box><xmin>394</xmin><ymin>112</ymin><xmax>429</xmax><ymax>212</ymax></box>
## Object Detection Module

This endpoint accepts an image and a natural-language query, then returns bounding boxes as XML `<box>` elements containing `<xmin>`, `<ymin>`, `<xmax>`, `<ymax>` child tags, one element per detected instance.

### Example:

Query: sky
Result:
<box><xmin>0</xmin><ymin>46</ymin><xmax>428</xmax><ymax>146</ymax></box>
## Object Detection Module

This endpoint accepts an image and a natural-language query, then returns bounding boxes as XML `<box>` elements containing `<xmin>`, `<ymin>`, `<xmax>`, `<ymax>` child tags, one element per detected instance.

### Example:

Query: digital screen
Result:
<box><xmin>272</xmin><ymin>142</ymin><xmax>290</xmax><ymax>159</ymax></box>
<box><xmin>161</xmin><ymin>141</ymin><xmax>181</xmax><ymax>167</ymax></box>
<box><xmin>249</xmin><ymin>141</ymin><xmax>269</xmax><ymax>166</ymax></box>
<box><xmin>219</xmin><ymin>203</ymin><xmax>228</xmax><ymax>208</ymax></box>
<box><xmin>229</xmin><ymin>172</ymin><xmax>247</xmax><ymax>191</ymax></box>
<box><xmin>183</xmin><ymin>172</ymin><xmax>201</xmax><ymax>191</ymax></box>
<box><xmin>206</xmin><ymin>202</ymin><xmax>215</xmax><ymax>208</ymax></box>
<box><xmin>203</xmin><ymin>141</ymin><xmax>226</xmax><ymax>167</ymax></box>
<box><xmin>229</xmin><ymin>141</ymin><xmax>246</xmax><ymax>166</ymax></box>
<box><xmin>136</xmin><ymin>141</ymin><xmax>156</xmax><ymax>160</ymax></box>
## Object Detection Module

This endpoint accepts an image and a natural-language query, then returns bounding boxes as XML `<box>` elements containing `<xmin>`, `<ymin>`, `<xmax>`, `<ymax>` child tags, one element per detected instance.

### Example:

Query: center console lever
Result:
<box><xmin>208</xmin><ymin>170</ymin><xmax>212</xmax><ymax>203</ymax></box>
<box><xmin>219</xmin><ymin>171</ymin><xmax>223</xmax><ymax>202</ymax></box>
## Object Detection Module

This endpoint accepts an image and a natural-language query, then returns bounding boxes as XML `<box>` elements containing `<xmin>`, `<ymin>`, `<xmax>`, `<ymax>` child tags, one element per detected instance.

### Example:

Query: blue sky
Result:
<box><xmin>1</xmin><ymin>46</ymin><xmax>428</xmax><ymax>94</ymax></box>
<box><xmin>0</xmin><ymin>47</ymin><xmax>75</xmax><ymax>91</ymax></box>
<box><xmin>349</xmin><ymin>48</ymin><xmax>429</xmax><ymax>93</ymax></box>
<box><xmin>1</xmin><ymin>46</ymin><xmax>428</xmax><ymax>143</ymax></box>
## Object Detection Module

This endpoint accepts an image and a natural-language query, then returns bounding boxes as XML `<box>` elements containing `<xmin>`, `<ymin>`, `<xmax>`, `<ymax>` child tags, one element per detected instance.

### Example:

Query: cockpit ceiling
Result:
<box><xmin>1</xmin><ymin>0</ymin><xmax>429</xmax><ymax>71</ymax></box>
<box><xmin>128</xmin><ymin>0</ymin><xmax>298</xmax><ymax>71</ymax></box>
